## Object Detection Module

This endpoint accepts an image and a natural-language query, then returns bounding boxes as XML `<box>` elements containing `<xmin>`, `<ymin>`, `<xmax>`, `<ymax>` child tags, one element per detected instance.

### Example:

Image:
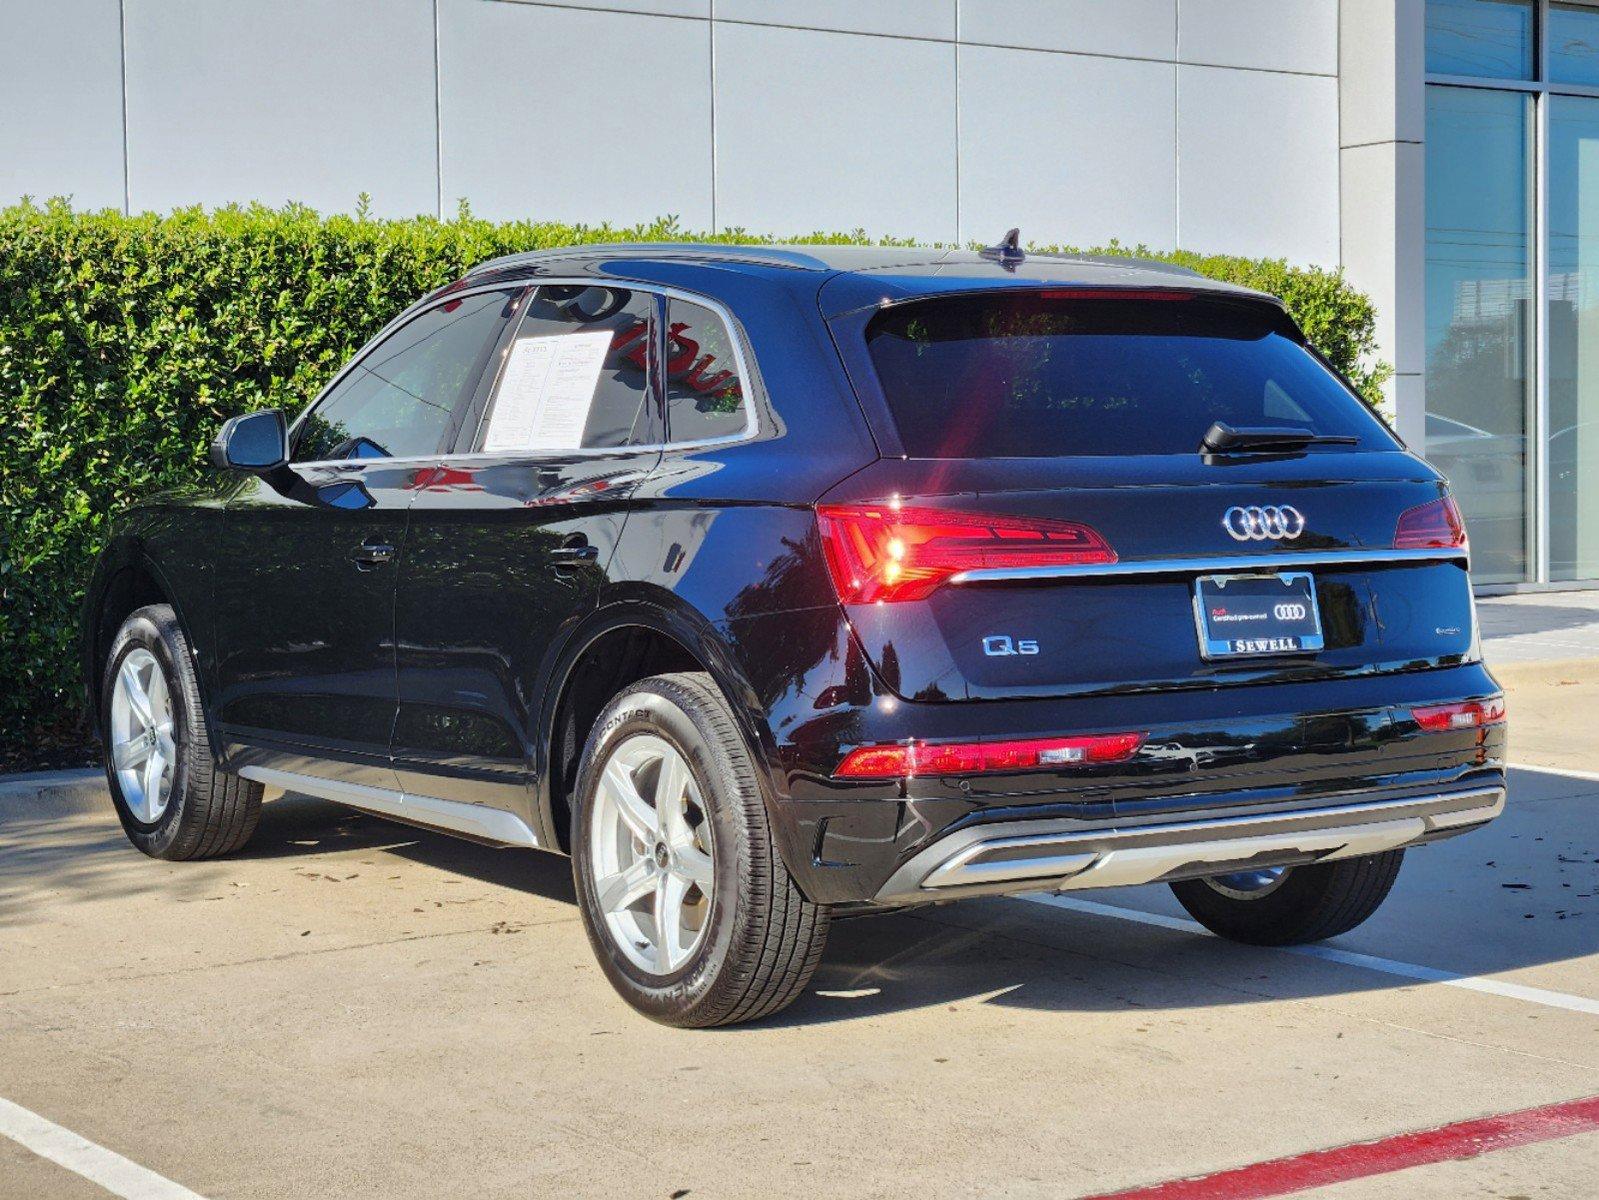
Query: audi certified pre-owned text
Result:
<box><xmin>84</xmin><ymin>240</ymin><xmax>1506</xmax><ymax>1025</ymax></box>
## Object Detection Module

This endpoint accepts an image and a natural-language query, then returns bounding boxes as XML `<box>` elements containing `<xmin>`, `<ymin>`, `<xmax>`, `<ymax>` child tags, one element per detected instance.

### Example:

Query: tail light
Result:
<box><xmin>1395</xmin><ymin>495</ymin><xmax>1468</xmax><ymax>551</ymax></box>
<box><xmin>835</xmin><ymin>733</ymin><xmax>1145</xmax><ymax>779</ymax></box>
<box><xmin>815</xmin><ymin>503</ymin><xmax>1116</xmax><ymax>604</ymax></box>
<box><xmin>1412</xmin><ymin>696</ymin><xmax>1506</xmax><ymax>732</ymax></box>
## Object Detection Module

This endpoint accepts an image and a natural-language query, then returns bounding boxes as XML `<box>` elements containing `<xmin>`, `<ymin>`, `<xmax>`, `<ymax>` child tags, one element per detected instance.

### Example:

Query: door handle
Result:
<box><xmin>550</xmin><ymin>534</ymin><xmax>599</xmax><ymax>572</ymax></box>
<box><xmin>351</xmin><ymin>539</ymin><xmax>396</xmax><ymax>569</ymax></box>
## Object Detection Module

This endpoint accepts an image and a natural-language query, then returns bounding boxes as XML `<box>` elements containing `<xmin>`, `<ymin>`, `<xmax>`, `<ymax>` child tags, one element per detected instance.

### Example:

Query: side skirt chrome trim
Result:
<box><xmin>239</xmin><ymin>765</ymin><xmax>539</xmax><ymax>849</ymax></box>
<box><xmin>948</xmin><ymin>546</ymin><xmax>1468</xmax><ymax>585</ymax></box>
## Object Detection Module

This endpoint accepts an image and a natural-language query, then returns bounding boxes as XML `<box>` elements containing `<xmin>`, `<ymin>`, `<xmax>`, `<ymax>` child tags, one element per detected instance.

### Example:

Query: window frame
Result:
<box><xmin>659</xmin><ymin>292</ymin><xmax>759</xmax><ymax>449</ymax></box>
<box><xmin>287</xmin><ymin>286</ymin><xmax>527</xmax><ymax>468</ymax></box>
<box><xmin>1427</xmin><ymin>0</ymin><xmax>1599</xmax><ymax>96</ymax></box>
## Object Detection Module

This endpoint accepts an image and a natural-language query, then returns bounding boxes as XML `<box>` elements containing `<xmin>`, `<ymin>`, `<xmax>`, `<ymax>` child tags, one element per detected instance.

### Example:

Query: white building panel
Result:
<box><xmin>1178</xmin><ymin>0</ymin><xmax>1338</xmax><ymax>76</ymax></box>
<box><xmin>1178</xmin><ymin>65</ymin><xmax>1340</xmax><ymax>265</ymax></box>
<box><xmin>713</xmin><ymin>23</ymin><xmax>957</xmax><ymax>241</ymax></box>
<box><xmin>959</xmin><ymin>45</ymin><xmax>1177</xmax><ymax>249</ymax></box>
<box><xmin>439</xmin><ymin>1</ymin><xmax>713</xmax><ymax>227</ymax></box>
<box><xmin>718</xmin><ymin>0</ymin><xmax>955</xmax><ymax>40</ymax></box>
<box><xmin>958</xmin><ymin>0</ymin><xmax>1175</xmax><ymax>61</ymax></box>
<box><xmin>122</xmin><ymin>0</ymin><xmax>438</xmax><ymax>217</ymax></box>
<box><xmin>494</xmin><ymin>0</ymin><xmax>710</xmax><ymax>15</ymax></box>
<box><xmin>0</xmin><ymin>0</ymin><xmax>126</xmax><ymax>211</ymax></box>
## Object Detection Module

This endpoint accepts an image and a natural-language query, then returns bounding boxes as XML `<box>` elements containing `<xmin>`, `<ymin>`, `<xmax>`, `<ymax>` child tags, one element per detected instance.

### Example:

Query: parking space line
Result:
<box><xmin>1510</xmin><ymin>761</ymin><xmax>1599</xmax><ymax>785</ymax></box>
<box><xmin>1078</xmin><ymin>1093</ymin><xmax>1599</xmax><ymax>1199</ymax></box>
<box><xmin>0</xmin><ymin>1096</ymin><xmax>207</xmax><ymax>1200</ymax></box>
<box><xmin>1021</xmin><ymin>895</ymin><xmax>1599</xmax><ymax>1016</ymax></box>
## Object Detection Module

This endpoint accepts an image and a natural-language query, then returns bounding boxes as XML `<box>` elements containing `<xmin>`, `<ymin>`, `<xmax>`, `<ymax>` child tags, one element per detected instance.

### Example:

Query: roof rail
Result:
<box><xmin>467</xmin><ymin>242</ymin><xmax>838</xmax><ymax>275</ymax></box>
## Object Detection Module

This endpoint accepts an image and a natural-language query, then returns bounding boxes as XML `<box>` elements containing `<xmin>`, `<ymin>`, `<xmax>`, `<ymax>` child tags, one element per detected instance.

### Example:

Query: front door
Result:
<box><xmin>211</xmin><ymin>287</ymin><xmax>523</xmax><ymax>786</ymax></box>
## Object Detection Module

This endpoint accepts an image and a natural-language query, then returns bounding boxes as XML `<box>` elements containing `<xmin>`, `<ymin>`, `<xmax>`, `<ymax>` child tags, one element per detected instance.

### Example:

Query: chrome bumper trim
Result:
<box><xmin>873</xmin><ymin>785</ymin><xmax>1504</xmax><ymax>905</ymax></box>
<box><xmin>948</xmin><ymin>546</ymin><xmax>1467</xmax><ymax>585</ymax></box>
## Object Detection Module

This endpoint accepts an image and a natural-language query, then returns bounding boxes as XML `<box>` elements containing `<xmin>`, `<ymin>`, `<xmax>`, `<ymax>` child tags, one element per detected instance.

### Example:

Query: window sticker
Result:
<box><xmin>482</xmin><ymin>331</ymin><xmax>612</xmax><ymax>452</ymax></box>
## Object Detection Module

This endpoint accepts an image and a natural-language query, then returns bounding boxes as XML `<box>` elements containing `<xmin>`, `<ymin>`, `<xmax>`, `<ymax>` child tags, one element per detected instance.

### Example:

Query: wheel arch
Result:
<box><xmin>82</xmin><ymin>539</ymin><xmax>201</xmax><ymax>731</ymax></box>
<box><xmin>536</xmin><ymin>595</ymin><xmax>780</xmax><ymax>855</ymax></box>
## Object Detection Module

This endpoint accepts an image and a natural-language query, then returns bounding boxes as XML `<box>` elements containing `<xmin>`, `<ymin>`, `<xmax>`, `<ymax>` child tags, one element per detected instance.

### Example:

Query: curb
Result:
<box><xmin>0</xmin><ymin>766</ymin><xmax>107</xmax><ymax>813</ymax></box>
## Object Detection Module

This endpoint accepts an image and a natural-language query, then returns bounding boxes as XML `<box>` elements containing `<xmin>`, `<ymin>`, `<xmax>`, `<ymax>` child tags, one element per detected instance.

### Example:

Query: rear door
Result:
<box><xmin>391</xmin><ymin>282</ymin><xmax>661</xmax><ymax>815</ymax></box>
<box><xmin>820</xmin><ymin>288</ymin><xmax>1474</xmax><ymax>703</ymax></box>
<box><xmin>212</xmin><ymin>288</ymin><xmax>520</xmax><ymax>784</ymax></box>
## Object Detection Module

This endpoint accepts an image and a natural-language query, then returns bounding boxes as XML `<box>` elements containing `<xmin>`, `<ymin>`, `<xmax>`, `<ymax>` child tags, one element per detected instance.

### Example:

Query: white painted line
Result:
<box><xmin>1509</xmin><ymin>761</ymin><xmax>1599</xmax><ymax>785</ymax></box>
<box><xmin>1021</xmin><ymin>894</ymin><xmax>1599</xmax><ymax>1017</ymax></box>
<box><xmin>0</xmin><ymin>1096</ymin><xmax>208</xmax><ymax>1200</ymax></box>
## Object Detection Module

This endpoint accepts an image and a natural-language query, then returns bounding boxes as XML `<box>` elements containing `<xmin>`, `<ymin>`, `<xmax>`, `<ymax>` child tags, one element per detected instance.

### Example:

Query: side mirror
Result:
<box><xmin>209</xmin><ymin>410</ymin><xmax>288</xmax><ymax>473</ymax></box>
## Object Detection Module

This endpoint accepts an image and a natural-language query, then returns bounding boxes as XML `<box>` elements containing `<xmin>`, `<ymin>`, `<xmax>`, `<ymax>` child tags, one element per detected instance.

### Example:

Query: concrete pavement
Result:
<box><xmin>2</xmin><ymin>644</ymin><xmax>1597</xmax><ymax>1197</ymax></box>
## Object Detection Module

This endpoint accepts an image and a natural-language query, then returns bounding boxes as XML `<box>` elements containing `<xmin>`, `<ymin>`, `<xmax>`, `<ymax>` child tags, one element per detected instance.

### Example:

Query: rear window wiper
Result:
<box><xmin>1200</xmin><ymin>422</ymin><xmax>1359</xmax><ymax>455</ymax></box>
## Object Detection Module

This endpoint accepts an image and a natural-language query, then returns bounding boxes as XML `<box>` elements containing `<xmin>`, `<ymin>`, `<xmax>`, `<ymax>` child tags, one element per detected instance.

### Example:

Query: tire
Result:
<box><xmin>1169</xmin><ymin>850</ymin><xmax>1404</xmax><ymax>946</ymax></box>
<box><xmin>101</xmin><ymin>604</ymin><xmax>262</xmax><ymax>860</ymax></box>
<box><xmin>571</xmin><ymin>672</ymin><xmax>830</xmax><ymax>1028</ymax></box>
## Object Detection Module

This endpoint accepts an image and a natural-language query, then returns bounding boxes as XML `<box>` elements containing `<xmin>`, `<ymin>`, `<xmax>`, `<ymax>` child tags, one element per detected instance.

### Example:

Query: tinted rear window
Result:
<box><xmin>862</xmin><ymin>293</ymin><xmax>1396</xmax><ymax>458</ymax></box>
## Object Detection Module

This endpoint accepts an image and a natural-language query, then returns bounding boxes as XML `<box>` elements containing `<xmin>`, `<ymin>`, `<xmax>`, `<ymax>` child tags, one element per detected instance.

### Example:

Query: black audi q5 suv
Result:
<box><xmin>83</xmin><ymin>241</ymin><xmax>1506</xmax><ymax>1026</ymax></box>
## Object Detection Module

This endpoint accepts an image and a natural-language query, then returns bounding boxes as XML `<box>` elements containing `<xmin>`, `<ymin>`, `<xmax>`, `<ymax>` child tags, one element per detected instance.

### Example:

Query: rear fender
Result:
<box><xmin>534</xmin><ymin>591</ymin><xmax>790</xmax><ymax>852</ymax></box>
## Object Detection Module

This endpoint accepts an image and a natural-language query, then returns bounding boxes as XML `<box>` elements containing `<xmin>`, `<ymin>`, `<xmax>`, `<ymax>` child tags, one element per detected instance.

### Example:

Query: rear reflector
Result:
<box><xmin>1394</xmin><ymin>495</ymin><xmax>1468</xmax><ymax>551</ymax></box>
<box><xmin>1412</xmin><ymin>696</ymin><xmax>1506</xmax><ymax>732</ymax></box>
<box><xmin>835</xmin><ymin>733</ymin><xmax>1145</xmax><ymax>779</ymax></box>
<box><xmin>816</xmin><ymin>503</ymin><xmax>1116</xmax><ymax>604</ymax></box>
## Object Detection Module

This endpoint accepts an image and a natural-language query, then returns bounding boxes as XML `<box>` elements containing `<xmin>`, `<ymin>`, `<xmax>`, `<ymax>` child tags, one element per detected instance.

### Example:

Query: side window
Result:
<box><xmin>477</xmin><ymin>285</ymin><xmax>653</xmax><ymax>453</ymax></box>
<box><xmin>665</xmin><ymin>297</ymin><xmax>749</xmax><ymax>444</ymax></box>
<box><xmin>293</xmin><ymin>289</ymin><xmax>517</xmax><ymax>463</ymax></box>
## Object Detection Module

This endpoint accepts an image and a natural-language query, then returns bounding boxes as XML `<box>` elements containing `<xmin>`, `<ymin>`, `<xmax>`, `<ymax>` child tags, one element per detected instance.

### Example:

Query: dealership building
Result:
<box><xmin>2</xmin><ymin>0</ymin><xmax>1595</xmax><ymax>589</ymax></box>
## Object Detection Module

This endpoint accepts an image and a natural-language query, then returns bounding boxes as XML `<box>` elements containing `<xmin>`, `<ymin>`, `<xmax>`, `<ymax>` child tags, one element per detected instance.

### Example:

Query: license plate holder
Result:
<box><xmin>1194</xmin><ymin>571</ymin><xmax>1324</xmax><ymax>660</ymax></box>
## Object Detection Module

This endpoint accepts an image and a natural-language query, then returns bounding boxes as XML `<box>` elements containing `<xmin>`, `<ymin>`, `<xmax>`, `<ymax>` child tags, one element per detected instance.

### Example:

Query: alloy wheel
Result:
<box><xmin>588</xmin><ymin>733</ymin><xmax>716</xmax><ymax>976</ymax></box>
<box><xmin>109</xmin><ymin>647</ymin><xmax>177</xmax><ymax>824</ymax></box>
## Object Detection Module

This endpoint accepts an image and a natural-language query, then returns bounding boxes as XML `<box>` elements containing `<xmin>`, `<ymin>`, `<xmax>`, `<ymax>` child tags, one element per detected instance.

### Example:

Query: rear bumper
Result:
<box><xmin>872</xmin><ymin>782</ymin><xmax>1504</xmax><ymax>904</ymax></box>
<box><xmin>759</xmin><ymin>660</ymin><xmax>1508</xmax><ymax>907</ymax></box>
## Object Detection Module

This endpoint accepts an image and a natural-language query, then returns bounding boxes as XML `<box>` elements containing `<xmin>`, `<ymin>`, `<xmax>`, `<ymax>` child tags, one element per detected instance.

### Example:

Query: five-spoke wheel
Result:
<box><xmin>588</xmin><ymin>733</ymin><xmax>716</xmax><ymax>975</ymax></box>
<box><xmin>101</xmin><ymin>604</ymin><xmax>262</xmax><ymax>859</ymax></box>
<box><xmin>109</xmin><ymin>647</ymin><xmax>177</xmax><ymax>824</ymax></box>
<box><xmin>572</xmin><ymin>672</ymin><xmax>831</xmax><ymax>1027</ymax></box>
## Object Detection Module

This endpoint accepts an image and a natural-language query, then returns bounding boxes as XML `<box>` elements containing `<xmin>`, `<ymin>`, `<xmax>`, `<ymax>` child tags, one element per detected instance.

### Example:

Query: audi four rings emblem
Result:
<box><xmin>1223</xmin><ymin>505</ymin><xmax>1306</xmax><ymax>541</ymax></box>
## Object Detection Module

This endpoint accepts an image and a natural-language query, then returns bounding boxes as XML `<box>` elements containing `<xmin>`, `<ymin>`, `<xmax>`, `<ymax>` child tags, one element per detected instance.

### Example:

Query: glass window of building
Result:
<box><xmin>1549</xmin><ymin>2</ymin><xmax>1599</xmax><ymax>85</ymax></box>
<box><xmin>1424</xmin><ymin>86</ymin><xmax>1535</xmax><ymax>584</ymax></box>
<box><xmin>1425</xmin><ymin>0</ymin><xmax>1599</xmax><ymax>584</ymax></box>
<box><xmin>1426</xmin><ymin>0</ymin><xmax>1535</xmax><ymax>79</ymax></box>
<box><xmin>1547</xmin><ymin>96</ymin><xmax>1599</xmax><ymax>580</ymax></box>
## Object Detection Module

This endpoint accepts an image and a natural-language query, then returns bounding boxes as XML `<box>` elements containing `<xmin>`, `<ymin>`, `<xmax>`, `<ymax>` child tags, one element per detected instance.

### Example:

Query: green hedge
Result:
<box><xmin>0</xmin><ymin>200</ymin><xmax>1391</xmax><ymax>748</ymax></box>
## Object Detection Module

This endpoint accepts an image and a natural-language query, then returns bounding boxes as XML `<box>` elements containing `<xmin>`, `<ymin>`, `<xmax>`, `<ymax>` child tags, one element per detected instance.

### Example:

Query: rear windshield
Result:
<box><xmin>861</xmin><ymin>292</ymin><xmax>1396</xmax><ymax>458</ymax></box>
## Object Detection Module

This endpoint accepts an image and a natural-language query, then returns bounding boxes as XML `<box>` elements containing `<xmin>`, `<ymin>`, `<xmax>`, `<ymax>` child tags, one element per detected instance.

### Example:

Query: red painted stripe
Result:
<box><xmin>1082</xmin><ymin>1094</ymin><xmax>1599</xmax><ymax>1200</ymax></box>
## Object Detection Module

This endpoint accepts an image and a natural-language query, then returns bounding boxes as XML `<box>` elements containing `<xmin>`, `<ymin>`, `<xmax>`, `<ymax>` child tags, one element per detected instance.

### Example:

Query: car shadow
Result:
<box><xmin>236</xmin><ymin>792</ymin><xmax>577</xmax><ymax>904</ymax></box>
<box><xmin>9</xmin><ymin>770</ymin><xmax>1594</xmax><ymax>1026</ymax></box>
<box><xmin>224</xmin><ymin>776</ymin><xmax>1599</xmax><ymax>1027</ymax></box>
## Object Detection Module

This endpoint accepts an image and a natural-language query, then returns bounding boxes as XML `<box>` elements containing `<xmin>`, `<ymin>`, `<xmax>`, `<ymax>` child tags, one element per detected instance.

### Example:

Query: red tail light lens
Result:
<box><xmin>1412</xmin><ymin>696</ymin><xmax>1506</xmax><ymax>732</ymax></box>
<box><xmin>1395</xmin><ymin>495</ymin><xmax>1468</xmax><ymax>550</ymax></box>
<box><xmin>835</xmin><ymin>733</ymin><xmax>1146</xmax><ymax>779</ymax></box>
<box><xmin>815</xmin><ymin>504</ymin><xmax>1116</xmax><ymax>604</ymax></box>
